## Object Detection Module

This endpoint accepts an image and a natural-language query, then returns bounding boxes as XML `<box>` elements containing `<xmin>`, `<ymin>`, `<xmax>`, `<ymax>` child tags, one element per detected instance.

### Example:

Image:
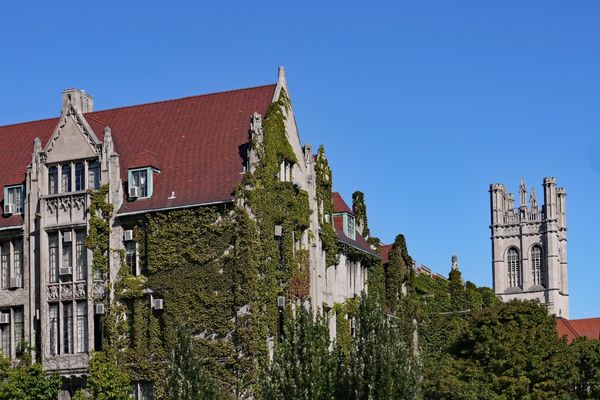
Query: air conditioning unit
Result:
<box><xmin>9</xmin><ymin>276</ymin><xmax>22</xmax><ymax>289</ymax></box>
<box><xmin>0</xmin><ymin>313</ymin><xmax>9</xmax><ymax>324</ymax></box>
<box><xmin>123</xmin><ymin>230</ymin><xmax>134</xmax><ymax>241</ymax></box>
<box><xmin>60</xmin><ymin>266</ymin><xmax>73</xmax><ymax>276</ymax></box>
<box><xmin>277</xmin><ymin>296</ymin><xmax>285</xmax><ymax>308</ymax></box>
<box><xmin>63</xmin><ymin>231</ymin><xmax>72</xmax><ymax>243</ymax></box>
<box><xmin>95</xmin><ymin>304</ymin><xmax>105</xmax><ymax>315</ymax></box>
<box><xmin>324</xmin><ymin>214</ymin><xmax>331</xmax><ymax>224</ymax></box>
<box><xmin>3</xmin><ymin>203</ymin><xmax>15</xmax><ymax>215</ymax></box>
<box><xmin>274</xmin><ymin>225</ymin><xmax>282</xmax><ymax>237</ymax></box>
<box><xmin>129</xmin><ymin>186</ymin><xmax>140</xmax><ymax>199</ymax></box>
<box><xmin>152</xmin><ymin>298</ymin><xmax>164</xmax><ymax>310</ymax></box>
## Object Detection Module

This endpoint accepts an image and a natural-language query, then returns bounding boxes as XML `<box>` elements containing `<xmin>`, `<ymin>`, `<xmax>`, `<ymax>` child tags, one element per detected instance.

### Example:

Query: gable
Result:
<box><xmin>44</xmin><ymin>108</ymin><xmax>99</xmax><ymax>164</ymax></box>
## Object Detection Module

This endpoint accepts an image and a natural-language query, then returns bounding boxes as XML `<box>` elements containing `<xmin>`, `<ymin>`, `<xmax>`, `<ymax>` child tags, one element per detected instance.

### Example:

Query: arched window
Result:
<box><xmin>75</xmin><ymin>162</ymin><xmax>85</xmax><ymax>191</ymax></box>
<box><xmin>61</xmin><ymin>164</ymin><xmax>71</xmax><ymax>192</ymax></box>
<box><xmin>531</xmin><ymin>245</ymin><xmax>544</xmax><ymax>287</ymax></box>
<box><xmin>507</xmin><ymin>248</ymin><xmax>521</xmax><ymax>288</ymax></box>
<box><xmin>48</xmin><ymin>166</ymin><xmax>58</xmax><ymax>194</ymax></box>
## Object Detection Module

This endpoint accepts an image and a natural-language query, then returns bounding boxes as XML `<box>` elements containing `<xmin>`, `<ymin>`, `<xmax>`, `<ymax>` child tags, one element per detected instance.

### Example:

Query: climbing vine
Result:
<box><xmin>86</xmin><ymin>185</ymin><xmax>113</xmax><ymax>274</ymax></box>
<box><xmin>315</xmin><ymin>145</ymin><xmax>338</xmax><ymax>267</ymax></box>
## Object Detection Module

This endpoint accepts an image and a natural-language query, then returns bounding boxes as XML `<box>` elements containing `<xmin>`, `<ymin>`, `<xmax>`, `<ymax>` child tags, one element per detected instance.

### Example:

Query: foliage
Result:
<box><xmin>165</xmin><ymin>327</ymin><xmax>218</xmax><ymax>400</ymax></box>
<box><xmin>261</xmin><ymin>305</ymin><xmax>336</xmax><ymax>400</ymax></box>
<box><xmin>0</xmin><ymin>354</ymin><xmax>61</xmax><ymax>400</ymax></box>
<box><xmin>81</xmin><ymin>351</ymin><xmax>132</xmax><ymax>400</ymax></box>
<box><xmin>315</xmin><ymin>145</ymin><xmax>338</xmax><ymax>267</ymax></box>
<box><xmin>384</xmin><ymin>234</ymin><xmax>413</xmax><ymax>311</ymax></box>
<box><xmin>86</xmin><ymin>185</ymin><xmax>113</xmax><ymax>274</ymax></box>
<box><xmin>568</xmin><ymin>337</ymin><xmax>600</xmax><ymax>399</ymax></box>
<box><xmin>336</xmin><ymin>293</ymin><xmax>420</xmax><ymax>400</ymax></box>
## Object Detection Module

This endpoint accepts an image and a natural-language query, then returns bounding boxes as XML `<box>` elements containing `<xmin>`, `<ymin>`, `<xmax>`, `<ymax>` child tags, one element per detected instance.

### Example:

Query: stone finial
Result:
<box><xmin>530</xmin><ymin>187</ymin><xmax>537</xmax><ymax>209</ymax></box>
<box><xmin>278</xmin><ymin>66</ymin><xmax>286</xmax><ymax>82</ymax></box>
<box><xmin>520</xmin><ymin>177</ymin><xmax>527</xmax><ymax>208</ymax></box>
<box><xmin>451</xmin><ymin>255</ymin><xmax>459</xmax><ymax>271</ymax></box>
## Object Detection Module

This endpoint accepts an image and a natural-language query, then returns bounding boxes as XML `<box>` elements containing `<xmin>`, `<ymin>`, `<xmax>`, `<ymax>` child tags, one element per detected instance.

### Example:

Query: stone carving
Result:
<box><xmin>73</xmin><ymin>193</ymin><xmax>86</xmax><ymax>210</ymax></box>
<box><xmin>62</xmin><ymin>283</ymin><xmax>73</xmax><ymax>300</ymax></box>
<box><xmin>48</xmin><ymin>285</ymin><xmax>59</xmax><ymax>301</ymax></box>
<box><xmin>93</xmin><ymin>281</ymin><xmax>106</xmax><ymax>298</ymax></box>
<box><xmin>75</xmin><ymin>283</ymin><xmax>86</xmax><ymax>299</ymax></box>
<box><xmin>530</xmin><ymin>187</ymin><xmax>537</xmax><ymax>209</ymax></box>
<box><xmin>59</xmin><ymin>196</ymin><xmax>71</xmax><ymax>212</ymax></box>
<box><xmin>46</xmin><ymin>198</ymin><xmax>58</xmax><ymax>214</ymax></box>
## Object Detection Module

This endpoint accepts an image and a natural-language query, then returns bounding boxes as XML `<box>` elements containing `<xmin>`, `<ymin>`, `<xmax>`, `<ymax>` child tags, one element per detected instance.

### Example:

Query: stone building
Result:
<box><xmin>0</xmin><ymin>68</ymin><xmax>375</xmax><ymax>398</ymax></box>
<box><xmin>489</xmin><ymin>178</ymin><xmax>569</xmax><ymax>318</ymax></box>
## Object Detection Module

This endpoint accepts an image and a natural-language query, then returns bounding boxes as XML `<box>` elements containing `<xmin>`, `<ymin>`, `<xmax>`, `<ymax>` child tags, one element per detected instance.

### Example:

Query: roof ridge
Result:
<box><xmin>86</xmin><ymin>83</ymin><xmax>277</xmax><ymax>116</ymax></box>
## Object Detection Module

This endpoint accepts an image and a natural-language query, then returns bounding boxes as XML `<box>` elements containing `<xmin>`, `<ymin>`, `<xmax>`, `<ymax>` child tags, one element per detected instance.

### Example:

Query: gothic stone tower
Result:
<box><xmin>490</xmin><ymin>177</ymin><xmax>569</xmax><ymax>318</ymax></box>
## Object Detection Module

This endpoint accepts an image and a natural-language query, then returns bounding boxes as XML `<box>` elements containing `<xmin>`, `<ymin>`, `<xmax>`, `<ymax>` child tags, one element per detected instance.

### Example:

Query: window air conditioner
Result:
<box><xmin>9</xmin><ymin>276</ymin><xmax>22</xmax><ymax>289</ymax></box>
<box><xmin>129</xmin><ymin>186</ymin><xmax>140</xmax><ymax>199</ymax></box>
<box><xmin>3</xmin><ymin>203</ymin><xmax>15</xmax><ymax>215</ymax></box>
<box><xmin>95</xmin><ymin>304</ymin><xmax>105</xmax><ymax>315</ymax></box>
<box><xmin>277</xmin><ymin>296</ymin><xmax>285</xmax><ymax>308</ymax></box>
<box><xmin>274</xmin><ymin>225</ymin><xmax>282</xmax><ymax>237</ymax></box>
<box><xmin>123</xmin><ymin>230</ymin><xmax>134</xmax><ymax>241</ymax></box>
<box><xmin>0</xmin><ymin>313</ymin><xmax>9</xmax><ymax>324</ymax></box>
<box><xmin>153</xmin><ymin>298</ymin><xmax>164</xmax><ymax>310</ymax></box>
<box><xmin>63</xmin><ymin>231</ymin><xmax>73</xmax><ymax>243</ymax></box>
<box><xmin>60</xmin><ymin>266</ymin><xmax>73</xmax><ymax>276</ymax></box>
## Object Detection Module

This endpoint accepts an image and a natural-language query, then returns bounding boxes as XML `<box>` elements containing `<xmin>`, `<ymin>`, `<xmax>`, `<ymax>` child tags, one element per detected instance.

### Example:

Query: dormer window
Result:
<box><xmin>128</xmin><ymin>168</ymin><xmax>153</xmax><ymax>199</ymax></box>
<box><xmin>3</xmin><ymin>185</ymin><xmax>24</xmax><ymax>215</ymax></box>
<box><xmin>343</xmin><ymin>213</ymin><xmax>356</xmax><ymax>240</ymax></box>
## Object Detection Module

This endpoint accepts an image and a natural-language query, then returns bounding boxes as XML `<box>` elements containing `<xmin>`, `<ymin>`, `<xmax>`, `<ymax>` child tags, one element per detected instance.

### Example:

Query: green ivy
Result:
<box><xmin>315</xmin><ymin>145</ymin><xmax>338</xmax><ymax>267</ymax></box>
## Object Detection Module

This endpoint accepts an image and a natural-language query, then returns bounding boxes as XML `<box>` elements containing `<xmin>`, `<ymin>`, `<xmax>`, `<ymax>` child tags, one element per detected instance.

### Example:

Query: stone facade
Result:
<box><xmin>490</xmin><ymin>177</ymin><xmax>569</xmax><ymax>318</ymax></box>
<box><xmin>0</xmin><ymin>70</ymin><xmax>375</xmax><ymax>398</ymax></box>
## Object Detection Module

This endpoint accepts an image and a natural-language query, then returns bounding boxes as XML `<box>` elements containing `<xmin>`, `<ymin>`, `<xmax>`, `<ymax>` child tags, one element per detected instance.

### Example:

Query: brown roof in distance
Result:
<box><xmin>557</xmin><ymin>317</ymin><xmax>600</xmax><ymax>343</ymax></box>
<box><xmin>330</xmin><ymin>193</ymin><xmax>377</xmax><ymax>257</ymax></box>
<box><xmin>0</xmin><ymin>84</ymin><xmax>277</xmax><ymax>226</ymax></box>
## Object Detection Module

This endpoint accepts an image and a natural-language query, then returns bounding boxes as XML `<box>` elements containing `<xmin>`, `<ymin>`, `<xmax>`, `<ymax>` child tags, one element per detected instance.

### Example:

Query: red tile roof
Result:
<box><xmin>0</xmin><ymin>84</ymin><xmax>276</xmax><ymax>226</ymax></box>
<box><xmin>557</xmin><ymin>317</ymin><xmax>600</xmax><ymax>343</ymax></box>
<box><xmin>332</xmin><ymin>192</ymin><xmax>353</xmax><ymax>214</ymax></box>
<box><xmin>379</xmin><ymin>244</ymin><xmax>393</xmax><ymax>264</ymax></box>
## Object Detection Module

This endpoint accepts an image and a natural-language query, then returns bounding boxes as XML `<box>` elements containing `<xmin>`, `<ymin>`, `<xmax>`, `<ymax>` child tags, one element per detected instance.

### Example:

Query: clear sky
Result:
<box><xmin>1</xmin><ymin>1</ymin><xmax>599</xmax><ymax>318</ymax></box>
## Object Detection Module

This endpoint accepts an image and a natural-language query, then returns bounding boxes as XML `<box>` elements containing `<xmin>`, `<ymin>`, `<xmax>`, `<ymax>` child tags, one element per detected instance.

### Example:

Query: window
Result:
<box><xmin>49</xmin><ymin>304</ymin><xmax>59</xmax><ymax>355</ymax></box>
<box><xmin>62</xmin><ymin>233</ymin><xmax>73</xmax><ymax>280</ymax></box>
<box><xmin>88</xmin><ymin>160</ymin><xmax>100</xmax><ymax>190</ymax></box>
<box><xmin>4</xmin><ymin>185</ymin><xmax>24</xmax><ymax>214</ymax></box>
<box><xmin>63</xmin><ymin>302</ymin><xmax>73</xmax><ymax>354</ymax></box>
<box><xmin>0</xmin><ymin>242</ymin><xmax>9</xmax><ymax>289</ymax></box>
<box><xmin>128</xmin><ymin>168</ymin><xmax>153</xmax><ymax>198</ymax></box>
<box><xmin>343</xmin><ymin>213</ymin><xmax>356</xmax><ymax>240</ymax></box>
<box><xmin>61</xmin><ymin>164</ymin><xmax>72</xmax><ymax>192</ymax></box>
<box><xmin>0</xmin><ymin>320</ymin><xmax>9</xmax><ymax>357</ymax></box>
<box><xmin>14</xmin><ymin>308</ymin><xmax>23</xmax><ymax>355</ymax></box>
<box><xmin>75</xmin><ymin>162</ymin><xmax>85</xmax><ymax>191</ymax></box>
<box><xmin>76</xmin><ymin>230</ymin><xmax>87</xmax><ymax>281</ymax></box>
<box><xmin>49</xmin><ymin>233</ymin><xmax>59</xmax><ymax>283</ymax></box>
<box><xmin>125</xmin><ymin>241</ymin><xmax>137</xmax><ymax>275</ymax></box>
<box><xmin>48</xmin><ymin>166</ymin><xmax>58</xmax><ymax>194</ymax></box>
<box><xmin>507</xmin><ymin>248</ymin><xmax>521</xmax><ymax>288</ymax></box>
<box><xmin>13</xmin><ymin>239</ymin><xmax>23</xmax><ymax>287</ymax></box>
<box><xmin>76</xmin><ymin>302</ymin><xmax>88</xmax><ymax>353</ymax></box>
<box><xmin>531</xmin><ymin>245</ymin><xmax>544</xmax><ymax>287</ymax></box>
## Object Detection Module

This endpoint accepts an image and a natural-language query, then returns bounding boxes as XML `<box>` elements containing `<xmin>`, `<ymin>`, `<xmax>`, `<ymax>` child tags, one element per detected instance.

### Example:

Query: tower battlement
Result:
<box><xmin>490</xmin><ymin>178</ymin><xmax>569</xmax><ymax>318</ymax></box>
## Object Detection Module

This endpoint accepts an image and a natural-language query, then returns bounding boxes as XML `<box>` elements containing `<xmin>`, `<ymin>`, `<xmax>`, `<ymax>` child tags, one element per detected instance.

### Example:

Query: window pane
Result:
<box><xmin>0</xmin><ymin>243</ymin><xmax>9</xmax><ymax>289</ymax></box>
<box><xmin>125</xmin><ymin>241</ymin><xmax>137</xmax><ymax>275</ymax></box>
<box><xmin>88</xmin><ymin>161</ymin><xmax>100</xmax><ymax>190</ymax></box>
<box><xmin>49</xmin><ymin>304</ymin><xmax>59</xmax><ymax>355</ymax></box>
<box><xmin>14</xmin><ymin>308</ymin><xmax>23</xmax><ymax>355</ymax></box>
<box><xmin>49</xmin><ymin>233</ymin><xmax>59</xmax><ymax>283</ymax></box>
<box><xmin>75</xmin><ymin>162</ymin><xmax>85</xmax><ymax>191</ymax></box>
<box><xmin>61</xmin><ymin>164</ymin><xmax>72</xmax><ymax>192</ymax></box>
<box><xmin>76</xmin><ymin>231</ymin><xmax>87</xmax><ymax>281</ymax></box>
<box><xmin>49</xmin><ymin>166</ymin><xmax>58</xmax><ymax>194</ymax></box>
<box><xmin>1</xmin><ymin>322</ymin><xmax>9</xmax><ymax>357</ymax></box>
<box><xmin>76</xmin><ymin>302</ymin><xmax>88</xmax><ymax>353</ymax></box>
<box><xmin>7</xmin><ymin>187</ymin><xmax>23</xmax><ymax>213</ymax></box>
<box><xmin>132</xmin><ymin>170</ymin><xmax>148</xmax><ymax>197</ymax></box>
<box><xmin>13</xmin><ymin>239</ymin><xmax>23</xmax><ymax>285</ymax></box>
<box><xmin>64</xmin><ymin>302</ymin><xmax>73</xmax><ymax>354</ymax></box>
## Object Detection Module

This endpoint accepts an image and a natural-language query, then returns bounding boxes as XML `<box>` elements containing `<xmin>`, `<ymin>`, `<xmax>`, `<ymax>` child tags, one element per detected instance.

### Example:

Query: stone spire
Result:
<box><xmin>520</xmin><ymin>177</ymin><xmax>527</xmax><ymax>208</ymax></box>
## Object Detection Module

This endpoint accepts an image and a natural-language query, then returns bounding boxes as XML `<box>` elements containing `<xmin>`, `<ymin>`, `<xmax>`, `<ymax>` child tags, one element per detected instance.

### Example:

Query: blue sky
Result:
<box><xmin>1</xmin><ymin>1</ymin><xmax>599</xmax><ymax>318</ymax></box>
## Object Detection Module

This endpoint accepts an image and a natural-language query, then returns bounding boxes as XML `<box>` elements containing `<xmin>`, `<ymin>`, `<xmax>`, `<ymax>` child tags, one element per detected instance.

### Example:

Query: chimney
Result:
<box><xmin>62</xmin><ymin>88</ymin><xmax>94</xmax><ymax>114</ymax></box>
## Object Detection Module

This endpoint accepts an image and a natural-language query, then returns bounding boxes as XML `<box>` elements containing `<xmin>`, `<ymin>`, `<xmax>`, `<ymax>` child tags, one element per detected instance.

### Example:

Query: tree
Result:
<box><xmin>0</xmin><ymin>352</ymin><xmax>61</xmax><ymax>400</ymax></box>
<box><xmin>261</xmin><ymin>305</ymin><xmax>336</xmax><ymax>400</ymax></box>
<box><xmin>82</xmin><ymin>351</ymin><xmax>132</xmax><ymax>400</ymax></box>
<box><xmin>569</xmin><ymin>337</ymin><xmax>600</xmax><ymax>399</ymax></box>
<box><xmin>165</xmin><ymin>327</ymin><xmax>218</xmax><ymax>400</ymax></box>
<box><xmin>337</xmin><ymin>294</ymin><xmax>420</xmax><ymax>400</ymax></box>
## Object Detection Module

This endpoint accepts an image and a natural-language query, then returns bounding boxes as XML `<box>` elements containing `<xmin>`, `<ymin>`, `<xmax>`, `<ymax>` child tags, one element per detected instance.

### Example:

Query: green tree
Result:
<box><xmin>261</xmin><ymin>305</ymin><xmax>335</xmax><ymax>400</ymax></box>
<box><xmin>165</xmin><ymin>327</ymin><xmax>218</xmax><ymax>400</ymax></box>
<box><xmin>82</xmin><ymin>351</ymin><xmax>132</xmax><ymax>400</ymax></box>
<box><xmin>569</xmin><ymin>337</ymin><xmax>600</xmax><ymax>399</ymax></box>
<box><xmin>0</xmin><ymin>353</ymin><xmax>61</xmax><ymax>400</ymax></box>
<box><xmin>337</xmin><ymin>294</ymin><xmax>419</xmax><ymax>400</ymax></box>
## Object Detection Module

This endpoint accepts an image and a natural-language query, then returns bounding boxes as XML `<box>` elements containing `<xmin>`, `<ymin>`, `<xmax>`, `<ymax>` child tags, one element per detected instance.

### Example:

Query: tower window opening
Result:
<box><xmin>507</xmin><ymin>248</ymin><xmax>521</xmax><ymax>288</ymax></box>
<box><xmin>531</xmin><ymin>245</ymin><xmax>544</xmax><ymax>287</ymax></box>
